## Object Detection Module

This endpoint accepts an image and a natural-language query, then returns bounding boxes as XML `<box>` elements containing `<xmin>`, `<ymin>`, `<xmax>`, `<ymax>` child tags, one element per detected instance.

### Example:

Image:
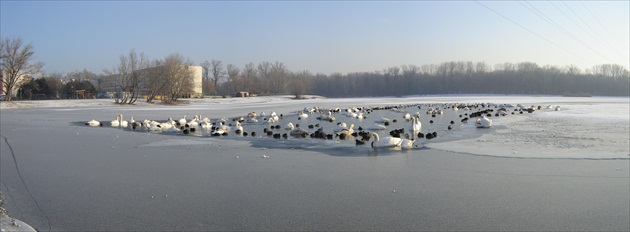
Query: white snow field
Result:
<box><xmin>1</xmin><ymin>95</ymin><xmax>628</xmax><ymax>231</ymax></box>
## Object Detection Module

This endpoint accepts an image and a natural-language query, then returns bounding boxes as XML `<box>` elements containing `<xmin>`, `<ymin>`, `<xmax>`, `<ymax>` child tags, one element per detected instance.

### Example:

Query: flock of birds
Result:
<box><xmin>85</xmin><ymin>102</ymin><xmax>559</xmax><ymax>150</ymax></box>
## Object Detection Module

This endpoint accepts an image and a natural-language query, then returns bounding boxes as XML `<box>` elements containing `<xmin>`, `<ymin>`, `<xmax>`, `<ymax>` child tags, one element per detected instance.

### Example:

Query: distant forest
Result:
<box><xmin>16</xmin><ymin>60</ymin><xmax>630</xmax><ymax>101</ymax></box>
<box><xmin>306</xmin><ymin>62</ymin><xmax>629</xmax><ymax>97</ymax></box>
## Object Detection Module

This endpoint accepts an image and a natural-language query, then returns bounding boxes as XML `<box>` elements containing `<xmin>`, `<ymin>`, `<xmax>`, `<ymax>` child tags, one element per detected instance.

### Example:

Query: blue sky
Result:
<box><xmin>1</xmin><ymin>1</ymin><xmax>628</xmax><ymax>75</ymax></box>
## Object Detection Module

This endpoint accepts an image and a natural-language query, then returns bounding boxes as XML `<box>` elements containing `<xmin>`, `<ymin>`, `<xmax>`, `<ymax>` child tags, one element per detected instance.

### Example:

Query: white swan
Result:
<box><xmin>200</xmin><ymin>116</ymin><xmax>211</xmax><ymax>123</ymax></box>
<box><xmin>200</xmin><ymin>121</ymin><xmax>213</xmax><ymax>130</ymax></box>
<box><xmin>336</xmin><ymin>124</ymin><xmax>355</xmax><ymax>139</ymax></box>
<box><xmin>143</xmin><ymin>119</ymin><xmax>152</xmax><ymax>128</ymax></box>
<box><xmin>186</xmin><ymin>115</ymin><xmax>199</xmax><ymax>128</ymax></box>
<box><xmin>411</xmin><ymin>116</ymin><xmax>421</xmax><ymax>132</ymax></box>
<box><xmin>267</xmin><ymin>116</ymin><xmax>279</xmax><ymax>123</ymax></box>
<box><xmin>401</xmin><ymin>133</ymin><xmax>415</xmax><ymax>149</ymax></box>
<box><xmin>285</xmin><ymin>122</ymin><xmax>295</xmax><ymax>131</ymax></box>
<box><xmin>216</xmin><ymin>121</ymin><xmax>230</xmax><ymax>131</ymax></box>
<box><xmin>245</xmin><ymin>117</ymin><xmax>258</xmax><ymax>123</ymax></box>
<box><xmin>119</xmin><ymin>114</ymin><xmax>128</xmax><ymax>128</ymax></box>
<box><xmin>143</xmin><ymin>119</ymin><xmax>158</xmax><ymax>129</ymax></box>
<box><xmin>298</xmin><ymin>112</ymin><xmax>309</xmax><ymax>119</ymax></box>
<box><xmin>369</xmin><ymin>132</ymin><xmax>402</xmax><ymax>148</ymax></box>
<box><xmin>344</xmin><ymin>124</ymin><xmax>355</xmax><ymax>134</ymax></box>
<box><xmin>147</xmin><ymin>121</ymin><xmax>162</xmax><ymax>131</ymax></box>
<box><xmin>178</xmin><ymin>115</ymin><xmax>187</xmax><ymax>126</ymax></box>
<box><xmin>111</xmin><ymin>115</ymin><xmax>120</xmax><ymax>127</ymax></box>
<box><xmin>555</xmin><ymin>106</ymin><xmax>561</xmax><ymax>111</ymax></box>
<box><xmin>85</xmin><ymin>119</ymin><xmax>102</xmax><ymax>127</ymax></box>
<box><xmin>164</xmin><ymin>126</ymin><xmax>180</xmax><ymax>133</ymax></box>
<box><xmin>475</xmin><ymin>116</ymin><xmax>492</xmax><ymax>128</ymax></box>
<box><xmin>334</xmin><ymin>122</ymin><xmax>348</xmax><ymax>132</ymax></box>
<box><xmin>316</xmin><ymin>111</ymin><xmax>335</xmax><ymax>121</ymax></box>
<box><xmin>232</xmin><ymin>121</ymin><xmax>243</xmax><ymax>133</ymax></box>
<box><xmin>403</xmin><ymin>113</ymin><xmax>411</xmax><ymax>121</ymax></box>
<box><xmin>159</xmin><ymin>121</ymin><xmax>174</xmax><ymax>130</ymax></box>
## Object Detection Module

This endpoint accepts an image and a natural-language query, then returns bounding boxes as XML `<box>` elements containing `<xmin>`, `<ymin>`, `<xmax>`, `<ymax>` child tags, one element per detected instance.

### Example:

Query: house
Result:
<box><xmin>235</xmin><ymin>91</ymin><xmax>249</xmax><ymax>97</ymax></box>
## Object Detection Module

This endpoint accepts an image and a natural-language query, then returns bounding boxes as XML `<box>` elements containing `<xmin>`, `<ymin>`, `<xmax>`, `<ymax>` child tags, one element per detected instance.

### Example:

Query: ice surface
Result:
<box><xmin>1</xmin><ymin>95</ymin><xmax>628</xmax><ymax>231</ymax></box>
<box><xmin>2</xmin><ymin>95</ymin><xmax>628</xmax><ymax>159</ymax></box>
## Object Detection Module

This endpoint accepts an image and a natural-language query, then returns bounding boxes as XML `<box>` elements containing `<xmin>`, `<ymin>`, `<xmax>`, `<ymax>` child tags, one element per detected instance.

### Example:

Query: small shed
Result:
<box><xmin>235</xmin><ymin>91</ymin><xmax>249</xmax><ymax>97</ymax></box>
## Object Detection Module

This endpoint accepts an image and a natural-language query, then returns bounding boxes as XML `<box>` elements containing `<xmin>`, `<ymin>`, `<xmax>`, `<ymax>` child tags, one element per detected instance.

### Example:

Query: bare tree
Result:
<box><xmin>200</xmin><ymin>60</ymin><xmax>211</xmax><ymax>96</ymax></box>
<box><xmin>162</xmin><ymin>53</ymin><xmax>194</xmax><ymax>103</ymax></box>
<box><xmin>401</xmin><ymin>64</ymin><xmax>419</xmax><ymax>76</ymax></box>
<box><xmin>105</xmin><ymin>49</ymin><xmax>147</xmax><ymax>104</ymax></box>
<box><xmin>241</xmin><ymin>62</ymin><xmax>257</xmax><ymax>93</ymax></box>
<box><xmin>227</xmin><ymin>64</ymin><xmax>240</xmax><ymax>80</ymax></box>
<box><xmin>44</xmin><ymin>72</ymin><xmax>64</xmax><ymax>99</ymax></box>
<box><xmin>66</xmin><ymin>69</ymin><xmax>98</xmax><ymax>82</ymax></box>
<box><xmin>144</xmin><ymin>59</ymin><xmax>168</xmax><ymax>103</ymax></box>
<box><xmin>420</xmin><ymin>64</ymin><xmax>437</xmax><ymax>75</ymax></box>
<box><xmin>224</xmin><ymin>64</ymin><xmax>241</xmax><ymax>95</ymax></box>
<box><xmin>386</xmin><ymin>66</ymin><xmax>401</xmax><ymax>77</ymax></box>
<box><xmin>1</xmin><ymin>37</ymin><xmax>44</xmax><ymax>102</ymax></box>
<box><xmin>592</xmin><ymin>64</ymin><xmax>629</xmax><ymax>78</ymax></box>
<box><xmin>474</xmin><ymin>62</ymin><xmax>490</xmax><ymax>74</ymax></box>
<box><xmin>287</xmin><ymin>70</ymin><xmax>311</xmax><ymax>99</ymax></box>
<box><xmin>565</xmin><ymin>65</ymin><xmax>582</xmax><ymax>75</ymax></box>
<box><xmin>268</xmin><ymin>61</ymin><xmax>287</xmax><ymax>94</ymax></box>
<box><xmin>210</xmin><ymin>59</ymin><xmax>225</xmax><ymax>95</ymax></box>
<box><xmin>257</xmin><ymin>61</ymin><xmax>272</xmax><ymax>94</ymax></box>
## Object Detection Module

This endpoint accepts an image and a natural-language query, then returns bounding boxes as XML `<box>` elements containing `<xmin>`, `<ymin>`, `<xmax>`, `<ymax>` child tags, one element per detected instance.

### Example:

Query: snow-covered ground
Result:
<box><xmin>1</xmin><ymin>95</ymin><xmax>628</xmax><ymax>231</ymax></box>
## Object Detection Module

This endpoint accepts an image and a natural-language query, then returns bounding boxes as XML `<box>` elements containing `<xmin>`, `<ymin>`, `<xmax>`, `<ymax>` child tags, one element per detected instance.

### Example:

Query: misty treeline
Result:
<box><xmin>210</xmin><ymin>60</ymin><xmax>628</xmax><ymax>98</ymax></box>
<box><xmin>12</xmin><ymin>56</ymin><xmax>630</xmax><ymax>102</ymax></box>
<box><xmin>202</xmin><ymin>60</ymin><xmax>310</xmax><ymax>98</ymax></box>
<box><xmin>310</xmin><ymin>62</ymin><xmax>629</xmax><ymax>97</ymax></box>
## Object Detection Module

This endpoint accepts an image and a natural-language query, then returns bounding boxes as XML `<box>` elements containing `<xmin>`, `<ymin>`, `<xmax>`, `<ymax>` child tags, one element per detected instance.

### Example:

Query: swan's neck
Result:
<box><xmin>371</xmin><ymin>133</ymin><xmax>380</xmax><ymax>142</ymax></box>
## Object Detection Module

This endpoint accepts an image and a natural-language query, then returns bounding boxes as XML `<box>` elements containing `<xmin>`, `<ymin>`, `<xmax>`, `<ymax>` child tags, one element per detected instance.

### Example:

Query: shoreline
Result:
<box><xmin>1</xmin><ymin>94</ymin><xmax>626</xmax><ymax>110</ymax></box>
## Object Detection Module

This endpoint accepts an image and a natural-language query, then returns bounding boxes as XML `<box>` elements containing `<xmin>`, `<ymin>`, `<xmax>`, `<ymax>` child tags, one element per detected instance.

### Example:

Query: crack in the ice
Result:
<box><xmin>1</xmin><ymin>135</ymin><xmax>52</xmax><ymax>231</ymax></box>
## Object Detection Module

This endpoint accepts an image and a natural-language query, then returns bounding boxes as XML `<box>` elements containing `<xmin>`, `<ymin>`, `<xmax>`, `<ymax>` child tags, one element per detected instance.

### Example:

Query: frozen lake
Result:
<box><xmin>1</xmin><ymin>95</ymin><xmax>628</xmax><ymax>231</ymax></box>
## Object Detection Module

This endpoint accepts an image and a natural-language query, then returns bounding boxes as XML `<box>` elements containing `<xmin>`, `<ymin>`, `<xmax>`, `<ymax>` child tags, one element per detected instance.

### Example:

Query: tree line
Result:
<box><xmin>206</xmin><ymin>60</ymin><xmax>629</xmax><ymax>98</ymax></box>
<box><xmin>200</xmin><ymin>60</ymin><xmax>310</xmax><ymax>98</ymax></box>
<box><xmin>308</xmin><ymin>62</ymin><xmax>629</xmax><ymax>97</ymax></box>
<box><xmin>3</xmin><ymin>37</ymin><xmax>629</xmax><ymax>103</ymax></box>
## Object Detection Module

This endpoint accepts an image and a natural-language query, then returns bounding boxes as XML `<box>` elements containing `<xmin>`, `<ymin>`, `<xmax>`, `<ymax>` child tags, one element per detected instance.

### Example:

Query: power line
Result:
<box><xmin>579</xmin><ymin>1</ymin><xmax>629</xmax><ymax>54</ymax></box>
<box><xmin>475</xmin><ymin>1</ymin><xmax>596</xmax><ymax>64</ymax></box>
<box><xmin>559</xmin><ymin>1</ymin><xmax>623</xmax><ymax>62</ymax></box>
<box><xmin>520</xmin><ymin>1</ymin><xmax>619</xmax><ymax>63</ymax></box>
